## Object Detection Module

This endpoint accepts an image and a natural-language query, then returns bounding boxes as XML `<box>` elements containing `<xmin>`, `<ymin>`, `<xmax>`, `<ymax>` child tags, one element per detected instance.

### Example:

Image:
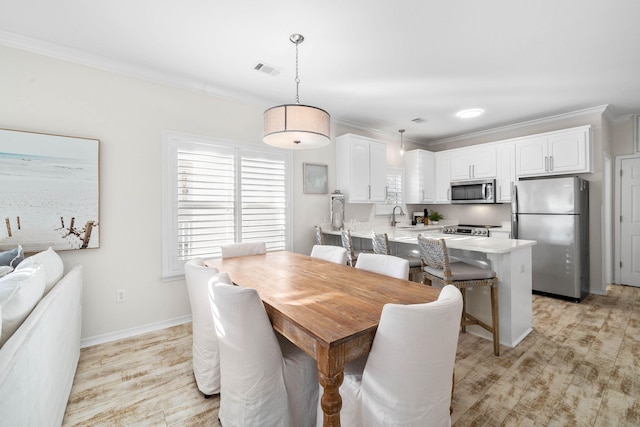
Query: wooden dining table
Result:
<box><xmin>206</xmin><ymin>250</ymin><xmax>441</xmax><ymax>426</ymax></box>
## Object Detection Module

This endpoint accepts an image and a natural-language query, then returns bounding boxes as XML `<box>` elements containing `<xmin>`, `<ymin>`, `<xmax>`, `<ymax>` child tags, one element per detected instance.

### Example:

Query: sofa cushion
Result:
<box><xmin>0</xmin><ymin>264</ymin><xmax>46</xmax><ymax>347</ymax></box>
<box><xmin>0</xmin><ymin>245</ymin><xmax>24</xmax><ymax>268</ymax></box>
<box><xmin>16</xmin><ymin>247</ymin><xmax>64</xmax><ymax>294</ymax></box>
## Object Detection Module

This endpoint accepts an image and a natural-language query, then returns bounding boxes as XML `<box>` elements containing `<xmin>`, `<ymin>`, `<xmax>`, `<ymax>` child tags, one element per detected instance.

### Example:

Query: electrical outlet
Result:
<box><xmin>116</xmin><ymin>289</ymin><xmax>126</xmax><ymax>303</ymax></box>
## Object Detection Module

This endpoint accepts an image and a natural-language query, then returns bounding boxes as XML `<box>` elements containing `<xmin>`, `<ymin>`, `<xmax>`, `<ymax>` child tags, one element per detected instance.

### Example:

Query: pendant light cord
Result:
<box><xmin>294</xmin><ymin>39</ymin><xmax>300</xmax><ymax>104</ymax></box>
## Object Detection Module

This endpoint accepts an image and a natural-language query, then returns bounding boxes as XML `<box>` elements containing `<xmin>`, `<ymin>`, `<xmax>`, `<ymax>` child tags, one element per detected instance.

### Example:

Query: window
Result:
<box><xmin>162</xmin><ymin>132</ymin><xmax>292</xmax><ymax>278</ymax></box>
<box><xmin>375</xmin><ymin>167</ymin><xmax>404</xmax><ymax>215</ymax></box>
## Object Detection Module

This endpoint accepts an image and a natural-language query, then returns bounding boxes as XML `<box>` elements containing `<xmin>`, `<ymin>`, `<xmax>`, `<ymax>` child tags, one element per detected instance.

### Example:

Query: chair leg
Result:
<box><xmin>450</xmin><ymin>369</ymin><xmax>455</xmax><ymax>415</ymax></box>
<box><xmin>491</xmin><ymin>285</ymin><xmax>500</xmax><ymax>356</ymax></box>
<box><xmin>460</xmin><ymin>287</ymin><xmax>467</xmax><ymax>333</ymax></box>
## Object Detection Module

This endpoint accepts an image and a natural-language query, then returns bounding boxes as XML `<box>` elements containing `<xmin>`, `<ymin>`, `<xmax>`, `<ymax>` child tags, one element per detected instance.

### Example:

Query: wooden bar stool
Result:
<box><xmin>341</xmin><ymin>229</ymin><xmax>370</xmax><ymax>267</ymax></box>
<box><xmin>417</xmin><ymin>234</ymin><xmax>500</xmax><ymax>356</ymax></box>
<box><xmin>314</xmin><ymin>225</ymin><xmax>325</xmax><ymax>245</ymax></box>
<box><xmin>372</xmin><ymin>231</ymin><xmax>422</xmax><ymax>281</ymax></box>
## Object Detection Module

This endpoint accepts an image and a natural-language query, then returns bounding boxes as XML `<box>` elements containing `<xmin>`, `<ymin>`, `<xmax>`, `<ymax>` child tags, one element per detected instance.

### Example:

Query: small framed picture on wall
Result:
<box><xmin>636</xmin><ymin>114</ymin><xmax>640</xmax><ymax>153</ymax></box>
<box><xmin>303</xmin><ymin>163</ymin><xmax>328</xmax><ymax>194</ymax></box>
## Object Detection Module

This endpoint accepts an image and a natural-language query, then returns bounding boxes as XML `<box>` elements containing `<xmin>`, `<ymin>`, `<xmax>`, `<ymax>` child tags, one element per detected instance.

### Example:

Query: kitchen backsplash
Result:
<box><xmin>418</xmin><ymin>203</ymin><xmax>512</xmax><ymax>226</ymax></box>
<box><xmin>339</xmin><ymin>201</ymin><xmax>512</xmax><ymax>228</ymax></box>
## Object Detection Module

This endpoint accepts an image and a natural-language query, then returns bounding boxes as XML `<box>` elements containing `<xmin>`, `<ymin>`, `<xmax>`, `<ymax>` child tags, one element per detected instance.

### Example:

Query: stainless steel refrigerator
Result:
<box><xmin>511</xmin><ymin>176</ymin><xmax>589</xmax><ymax>301</ymax></box>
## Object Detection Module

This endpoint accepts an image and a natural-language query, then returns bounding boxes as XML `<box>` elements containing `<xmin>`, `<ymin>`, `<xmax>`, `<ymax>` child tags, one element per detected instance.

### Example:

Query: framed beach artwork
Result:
<box><xmin>303</xmin><ymin>163</ymin><xmax>328</xmax><ymax>194</ymax></box>
<box><xmin>0</xmin><ymin>129</ymin><xmax>100</xmax><ymax>252</ymax></box>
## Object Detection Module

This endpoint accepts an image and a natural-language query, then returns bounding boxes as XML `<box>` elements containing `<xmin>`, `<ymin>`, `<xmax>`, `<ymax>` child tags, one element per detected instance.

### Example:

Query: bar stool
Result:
<box><xmin>314</xmin><ymin>225</ymin><xmax>325</xmax><ymax>245</ymax></box>
<box><xmin>341</xmin><ymin>229</ymin><xmax>367</xmax><ymax>267</ymax></box>
<box><xmin>372</xmin><ymin>231</ymin><xmax>422</xmax><ymax>281</ymax></box>
<box><xmin>417</xmin><ymin>234</ymin><xmax>500</xmax><ymax>356</ymax></box>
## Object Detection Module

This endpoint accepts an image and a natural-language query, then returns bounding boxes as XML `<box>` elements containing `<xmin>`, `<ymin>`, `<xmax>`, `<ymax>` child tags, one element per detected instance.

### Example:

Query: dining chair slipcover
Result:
<box><xmin>183</xmin><ymin>258</ymin><xmax>228</xmax><ymax>396</ymax></box>
<box><xmin>220</xmin><ymin>241</ymin><xmax>266</xmax><ymax>259</ymax></box>
<box><xmin>355</xmin><ymin>253</ymin><xmax>410</xmax><ymax>280</ymax></box>
<box><xmin>310</xmin><ymin>244</ymin><xmax>348</xmax><ymax>265</ymax></box>
<box><xmin>319</xmin><ymin>285</ymin><xmax>463</xmax><ymax>427</ymax></box>
<box><xmin>209</xmin><ymin>277</ymin><xmax>318</xmax><ymax>427</ymax></box>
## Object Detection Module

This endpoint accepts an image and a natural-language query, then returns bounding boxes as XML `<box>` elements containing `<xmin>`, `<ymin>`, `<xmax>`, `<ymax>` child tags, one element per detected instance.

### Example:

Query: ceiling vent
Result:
<box><xmin>411</xmin><ymin>117</ymin><xmax>426</xmax><ymax>124</ymax></box>
<box><xmin>254</xmin><ymin>62</ymin><xmax>282</xmax><ymax>76</ymax></box>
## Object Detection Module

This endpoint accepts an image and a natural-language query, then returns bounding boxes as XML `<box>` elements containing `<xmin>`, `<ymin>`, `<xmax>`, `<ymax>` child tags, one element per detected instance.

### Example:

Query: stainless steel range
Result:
<box><xmin>442</xmin><ymin>224</ymin><xmax>500</xmax><ymax>237</ymax></box>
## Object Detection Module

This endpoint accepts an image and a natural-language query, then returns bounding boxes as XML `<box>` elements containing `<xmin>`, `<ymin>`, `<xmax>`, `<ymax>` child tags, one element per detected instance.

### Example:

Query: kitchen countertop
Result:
<box><xmin>323</xmin><ymin>225</ymin><xmax>536</xmax><ymax>254</ymax></box>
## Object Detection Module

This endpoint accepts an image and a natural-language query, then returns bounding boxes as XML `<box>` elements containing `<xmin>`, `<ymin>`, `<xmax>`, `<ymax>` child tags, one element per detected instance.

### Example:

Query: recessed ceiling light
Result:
<box><xmin>456</xmin><ymin>108</ymin><xmax>484</xmax><ymax>119</ymax></box>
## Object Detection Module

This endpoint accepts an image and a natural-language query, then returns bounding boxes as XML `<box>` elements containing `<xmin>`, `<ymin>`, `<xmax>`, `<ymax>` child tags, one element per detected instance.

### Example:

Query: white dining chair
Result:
<box><xmin>310</xmin><ymin>244</ymin><xmax>348</xmax><ymax>265</ymax></box>
<box><xmin>354</xmin><ymin>253</ymin><xmax>410</xmax><ymax>280</ymax></box>
<box><xmin>220</xmin><ymin>241</ymin><xmax>266</xmax><ymax>259</ymax></box>
<box><xmin>183</xmin><ymin>258</ymin><xmax>226</xmax><ymax>397</ymax></box>
<box><xmin>209</xmin><ymin>276</ymin><xmax>318</xmax><ymax>427</ymax></box>
<box><xmin>318</xmin><ymin>285</ymin><xmax>463</xmax><ymax>427</ymax></box>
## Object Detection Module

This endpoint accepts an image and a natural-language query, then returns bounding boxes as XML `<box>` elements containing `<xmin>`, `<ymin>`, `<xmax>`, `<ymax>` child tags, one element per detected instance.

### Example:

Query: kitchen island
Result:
<box><xmin>322</xmin><ymin>225</ymin><xmax>536</xmax><ymax>348</ymax></box>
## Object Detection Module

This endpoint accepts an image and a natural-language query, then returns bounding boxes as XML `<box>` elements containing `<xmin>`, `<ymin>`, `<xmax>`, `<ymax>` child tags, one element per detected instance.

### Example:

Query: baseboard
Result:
<box><xmin>80</xmin><ymin>315</ymin><xmax>192</xmax><ymax>348</ymax></box>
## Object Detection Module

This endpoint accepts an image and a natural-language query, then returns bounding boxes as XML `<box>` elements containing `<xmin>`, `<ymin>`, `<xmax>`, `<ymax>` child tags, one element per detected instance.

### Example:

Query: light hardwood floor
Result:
<box><xmin>63</xmin><ymin>284</ymin><xmax>640</xmax><ymax>426</ymax></box>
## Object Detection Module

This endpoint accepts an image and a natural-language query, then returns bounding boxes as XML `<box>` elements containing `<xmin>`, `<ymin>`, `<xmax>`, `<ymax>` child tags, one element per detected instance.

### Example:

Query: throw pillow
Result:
<box><xmin>0</xmin><ymin>245</ymin><xmax>24</xmax><ymax>268</ymax></box>
<box><xmin>16</xmin><ymin>247</ymin><xmax>64</xmax><ymax>294</ymax></box>
<box><xmin>0</xmin><ymin>264</ymin><xmax>46</xmax><ymax>348</ymax></box>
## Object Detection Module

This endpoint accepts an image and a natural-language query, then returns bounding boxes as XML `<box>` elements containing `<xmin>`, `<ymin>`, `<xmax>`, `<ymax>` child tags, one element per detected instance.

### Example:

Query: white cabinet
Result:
<box><xmin>450</xmin><ymin>145</ymin><xmax>497</xmax><ymax>181</ymax></box>
<box><xmin>404</xmin><ymin>149</ymin><xmax>435</xmax><ymax>204</ymax></box>
<box><xmin>516</xmin><ymin>126</ymin><xmax>591</xmax><ymax>177</ymax></box>
<box><xmin>336</xmin><ymin>134</ymin><xmax>387</xmax><ymax>203</ymax></box>
<box><xmin>434</xmin><ymin>151</ymin><xmax>451</xmax><ymax>203</ymax></box>
<box><xmin>495</xmin><ymin>141</ymin><xmax>515</xmax><ymax>203</ymax></box>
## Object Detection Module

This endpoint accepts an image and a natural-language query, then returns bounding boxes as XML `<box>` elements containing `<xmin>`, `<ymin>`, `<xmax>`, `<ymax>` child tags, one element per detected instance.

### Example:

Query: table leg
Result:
<box><xmin>317</xmin><ymin>345</ymin><xmax>345</xmax><ymax>427</ymax></box>
<box><xmin>319</xmin><ymin>370</ymin><xmax>344</xmax><ymax>426</ymax></box>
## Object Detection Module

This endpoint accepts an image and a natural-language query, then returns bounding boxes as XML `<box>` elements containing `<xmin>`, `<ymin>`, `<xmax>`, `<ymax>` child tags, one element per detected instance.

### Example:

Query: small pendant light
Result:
<box><xmin>399</xmin><ymin>129</ymin><xmax>405</xmax><ymax>156</ymax></box>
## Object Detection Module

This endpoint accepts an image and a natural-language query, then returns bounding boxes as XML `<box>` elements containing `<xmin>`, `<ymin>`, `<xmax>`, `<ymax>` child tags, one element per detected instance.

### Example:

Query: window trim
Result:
<box><xmin>375</xmin><ymin>166</ymin><xmax>405</xmax><ymax>216</ymax></box>
<box><xmin>162</xmin><ymin>131</ymin><xmax>293</xmax><ymax>279</ymax></box>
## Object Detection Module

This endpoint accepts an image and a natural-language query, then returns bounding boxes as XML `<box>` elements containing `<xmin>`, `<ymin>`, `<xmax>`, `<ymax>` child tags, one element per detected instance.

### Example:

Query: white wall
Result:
<box><xmin>0</xmin><ymin>44</ymin><xmax>341</xmax><ymax>340</ymax></box>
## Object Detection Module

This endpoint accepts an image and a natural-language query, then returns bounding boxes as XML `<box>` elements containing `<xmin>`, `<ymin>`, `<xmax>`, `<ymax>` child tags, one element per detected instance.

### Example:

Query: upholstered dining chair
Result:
<box><xmin>183</xmin><ymin>259</ymin><xmax>225</xmax><ymax>397</ymax></box>
<box><xmin>317</xmin><ymin>285</ymin><xmax>463</xmax><ymax>426</ymax></box>
<box><xmin>220</xmin><ymin>241</ymin><xmax>266</xmax><ymax>259</ymax></box>
<box><xmin>354</xmin><ymin>253</ymin><xmax>410</xmax><ymax>280</ymax></box>
<box><xmin>209</xmin><ymin>275</ymin><xmax>318</xmax><ymax>427</ymax></box>
<box><xmin>310</xmin><ymin>244</ymin><xmax>348</xmax><ymax>265</ymax></box>
<box><xmin>372</xmin><ymin>231</ymin><xmax>422</xmax><ymax>281</ymax></box>
<box><xmin>418</xmin><ymin>234</ymin><xmax>500</xmax><ymax>356</ymax></box>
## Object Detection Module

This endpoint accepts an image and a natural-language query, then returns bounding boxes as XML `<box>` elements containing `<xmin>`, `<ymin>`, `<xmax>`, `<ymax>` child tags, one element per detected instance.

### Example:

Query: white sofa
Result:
<box><xmin>0</xmin><ymin>264</ymin><xmax>83</xmax><ymax>426</ymax></box>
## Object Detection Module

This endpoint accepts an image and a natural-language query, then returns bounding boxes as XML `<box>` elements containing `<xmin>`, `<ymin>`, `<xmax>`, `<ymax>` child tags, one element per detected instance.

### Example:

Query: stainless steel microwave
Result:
<box><xmin>450</xmin><ymin>179</ymin><xmax>496</xmax><ymax>204</ymax></box>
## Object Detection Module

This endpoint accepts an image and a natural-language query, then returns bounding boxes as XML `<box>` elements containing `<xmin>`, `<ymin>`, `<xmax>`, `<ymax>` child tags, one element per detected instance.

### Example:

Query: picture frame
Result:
<box><xmin>0</xmin><ymin>128</ymin><xmax>100</xmax><ymax>252</ymax></box>
<box><xmin>303</xmin><ymin>163</ymin><xmax>328</xmax><ymax>194</ymax></box>
<box><xmin>636</xmin><ymin>114</ymin><xmax>640</xmax><ymax>153</ymax></box>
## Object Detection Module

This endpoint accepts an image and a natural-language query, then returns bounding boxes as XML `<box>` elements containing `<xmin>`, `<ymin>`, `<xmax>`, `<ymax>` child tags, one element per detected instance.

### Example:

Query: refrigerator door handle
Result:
<box><xmin>511</xmin><ymin>182</ymin><xmax>518</xmax><ymax>239</ymax></box>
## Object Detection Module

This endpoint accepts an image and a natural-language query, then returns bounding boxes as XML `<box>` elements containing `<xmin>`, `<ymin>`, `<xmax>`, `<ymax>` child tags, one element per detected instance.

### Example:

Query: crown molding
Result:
<box><xmin>0</xmin><ymin>29</ymin><xmax>271</xmax><ymax>109</ymax></box>
<box><xmin>428</xmin><ymin>104</ymin><xmax>610</xmax><ymax>147</ymax></box>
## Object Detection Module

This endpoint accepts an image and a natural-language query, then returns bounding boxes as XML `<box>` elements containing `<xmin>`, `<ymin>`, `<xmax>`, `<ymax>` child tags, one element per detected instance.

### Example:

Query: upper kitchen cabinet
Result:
<box><xmin>405</xmin><ymin>149</ymin><xmax>435</xmax><ymax>204</ymax></box>
<box><xmin>434</xmin><ymin>151</ymin><xmax>452</xmax><ymax>204</ymax></box>
<box><xmin>516</xmin><ymin>126</ymin><xmax>592</xmax><ymax>177</ymax></box>
<box><xmin>450</xmin><ymin>145</ymin><xmax>497</xmax><ymax>181</ymax></box>
<box><xmin>495</xmin><ymin>141</ymin><xmax>515</xmax><ymax>203</ymax></box>
<box><xmin>336</xmin><ymin>134</ymin><xmax>387</xmax><ymax>203</ymax></box>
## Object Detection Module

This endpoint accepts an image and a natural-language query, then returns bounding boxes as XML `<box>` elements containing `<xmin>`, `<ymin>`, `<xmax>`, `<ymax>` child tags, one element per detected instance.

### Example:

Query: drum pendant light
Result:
<box><xmin>263</xmin><ymin>34</ymin><xmax>330</xmax><ymax>149</ymax></box>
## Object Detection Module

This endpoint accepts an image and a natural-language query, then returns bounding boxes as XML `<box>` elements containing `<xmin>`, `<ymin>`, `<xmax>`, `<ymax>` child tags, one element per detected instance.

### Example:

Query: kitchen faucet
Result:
<box><xmin>391</xmin><ymin>205</ymin><xmax>405</xmax><ymax>227</ymax></box>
